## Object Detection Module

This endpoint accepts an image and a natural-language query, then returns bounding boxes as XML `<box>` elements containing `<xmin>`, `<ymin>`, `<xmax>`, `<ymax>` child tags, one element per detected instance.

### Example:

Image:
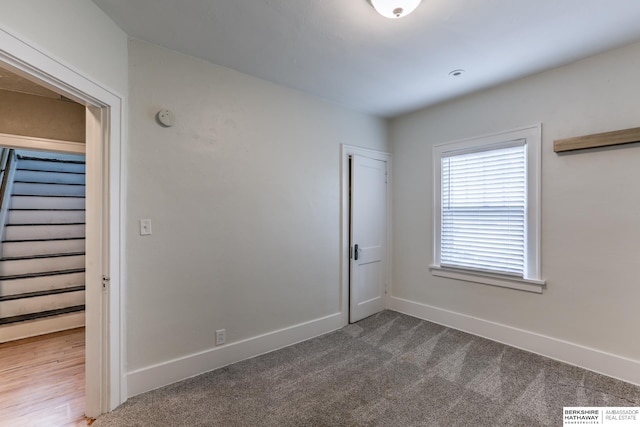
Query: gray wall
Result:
<box><xmin>389</xmin><ymin>40</ymin><xmax>640</xmax><ymax>362</ymax></box>
<box><xmin>126</xmin><ymin>40</ymin><xmax>387</xmax><ymax>371</ymax></box>
<box><xmin>0</xmin><ymin>0</ymin><xmax>128</xmax><ymax>95</ymax></box>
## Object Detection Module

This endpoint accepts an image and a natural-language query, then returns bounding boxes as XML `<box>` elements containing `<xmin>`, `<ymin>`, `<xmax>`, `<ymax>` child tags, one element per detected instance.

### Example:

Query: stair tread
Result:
<box><xmin>16</xmin><ymin>155</ymin><xmax>85</xmax><ymax>165</ymax></box>
<box><xmin>5</xmin><ymin>222</ymin><xmax>85</xmax><ymax>226</ymax></box>
<box><xmin>9</xmin><ymin>208</ymin><xmax>85</xmax><ymax>211</ymax></box>
<box><xmin>0</xmin><ymin>285</ymin><xmax>85</xmax><ymax>302</ymax></box>
<box><xmin>13</xmin><ymin>181</ymin><xmax>86</xmax><ymax>186</ymax></box>
<box><xmin>16</xmin><ymin>168</ymin><xmax>85</xmax><ymax>175</ymax></box>
<box><xmin>11</xmin><ymin>194</ymin><xmax>86</xmax><ymax>198</ymax></box>
<box><xmin>0</xmin><ymin>305</ymin><xmax>85</xmax><ymax>325</ymax></box>
<box><xmin>0</xmin><ymin>268</ymin><xmax>86</xmax><ymax>281</ymax></box>
<box><xmin>3</xmin><ymin>237</ymin><xmax>85</xmax><ymax>243</ymax></box>
<box><xmin>0</xmin><ymin>252</ymin><xmax>85</xmax><ymax>262</ymax></box>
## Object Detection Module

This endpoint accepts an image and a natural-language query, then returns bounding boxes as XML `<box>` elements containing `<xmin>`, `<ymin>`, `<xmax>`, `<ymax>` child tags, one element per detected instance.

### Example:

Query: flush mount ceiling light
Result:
<box><xmin>371</xmin><ymin>0</ymin><xmax>422</xmax><ymax>19</ymax></box>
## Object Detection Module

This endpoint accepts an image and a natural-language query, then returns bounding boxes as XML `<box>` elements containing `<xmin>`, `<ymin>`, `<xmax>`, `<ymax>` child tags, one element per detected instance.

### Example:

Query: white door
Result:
<box><xmin>350</xmin><ymin>154</ymin><xmax>387</xmax><ymax>323</ymax></box>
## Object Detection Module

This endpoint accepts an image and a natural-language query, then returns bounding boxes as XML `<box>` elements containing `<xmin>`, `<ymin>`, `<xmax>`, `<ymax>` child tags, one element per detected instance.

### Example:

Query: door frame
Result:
<box><xmin>340</xmin><ymin>144</ymin><xmax>392</xmax><ymax>326</ymax></box>
<box><xmin>0</xmin><ymin>28</ymin><xmax>125</xmax><ymax>415</ymax></box>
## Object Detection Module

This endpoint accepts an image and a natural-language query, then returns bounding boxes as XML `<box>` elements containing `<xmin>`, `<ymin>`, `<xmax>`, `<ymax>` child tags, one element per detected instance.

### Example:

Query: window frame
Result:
<box><xmin>430</xmin><ymin>124</ymin><xmax>545</xmax><ymax>293</ymax></box>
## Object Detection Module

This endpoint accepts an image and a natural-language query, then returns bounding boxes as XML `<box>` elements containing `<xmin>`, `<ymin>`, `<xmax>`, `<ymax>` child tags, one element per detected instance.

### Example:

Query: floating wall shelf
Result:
<box><xmin>554</xmin><ymin>126</ymin><xmax>640</xmax><ymax>153</ymax></box>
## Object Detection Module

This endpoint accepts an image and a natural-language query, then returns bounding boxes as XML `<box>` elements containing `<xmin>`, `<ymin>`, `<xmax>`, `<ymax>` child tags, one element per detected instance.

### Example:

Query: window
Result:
<box><xmin>431</xmin><ymin>125</ymin><xmax>544</xmax><ymax>293</ymax></box>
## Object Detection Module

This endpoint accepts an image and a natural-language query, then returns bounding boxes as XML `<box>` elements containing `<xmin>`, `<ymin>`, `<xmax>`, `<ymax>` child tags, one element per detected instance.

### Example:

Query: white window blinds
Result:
<box><xmin>441</xmin><ymin>142</ymin><xmax>526</xmax><ymax>276</ymax></box>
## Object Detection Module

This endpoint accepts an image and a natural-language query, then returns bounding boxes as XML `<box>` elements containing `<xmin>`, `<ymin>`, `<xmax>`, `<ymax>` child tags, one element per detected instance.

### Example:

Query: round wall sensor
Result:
<box><xmin>157</xmin><ymin>109</ymin><xmax>176</xmax><ymax>127</ymax></box>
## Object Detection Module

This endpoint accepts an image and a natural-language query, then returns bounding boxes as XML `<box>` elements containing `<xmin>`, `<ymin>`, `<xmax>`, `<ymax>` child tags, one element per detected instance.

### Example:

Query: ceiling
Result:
<box><xmin>92</xmin><ymin>0</ymin><xmax>640</xmax><ymax>117</ymax></box>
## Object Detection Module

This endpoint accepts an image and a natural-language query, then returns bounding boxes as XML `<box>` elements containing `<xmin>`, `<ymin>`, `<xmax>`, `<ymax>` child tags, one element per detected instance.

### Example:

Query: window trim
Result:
<box><xmin>431</xmin><ymin>124</ymin><xmax>544</xmax><ymax>293</ymax></box>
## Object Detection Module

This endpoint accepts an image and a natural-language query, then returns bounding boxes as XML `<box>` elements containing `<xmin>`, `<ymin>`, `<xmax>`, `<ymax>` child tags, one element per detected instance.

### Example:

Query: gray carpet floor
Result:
<box><xmin>94</xmin><ymin>311</ymin><xmax>640</xmax><ymax>426</ymax></box>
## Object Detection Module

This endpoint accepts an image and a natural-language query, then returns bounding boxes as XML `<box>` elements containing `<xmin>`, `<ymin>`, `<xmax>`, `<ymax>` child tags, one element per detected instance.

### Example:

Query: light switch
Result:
<box><xmin>140</xmin><ymin>219</ymin><xmax>152</xmax><ymax>236</ymax></box>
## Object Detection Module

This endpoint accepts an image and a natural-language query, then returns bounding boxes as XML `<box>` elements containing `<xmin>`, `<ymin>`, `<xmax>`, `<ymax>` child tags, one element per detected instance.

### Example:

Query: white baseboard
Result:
<box><xmin>0</xmin><ymin>312</ymin><xmax>85</xmax><ymax>343</ymax></box>
<box><xmin>388</xmin><ymin>296</ymin><xmax>640</xmax><ymax>386</ymax></box>
<box><xmin>127</xmin><ymin>312</ymin><xmax>344</xmax><ymax>397</ymax></box>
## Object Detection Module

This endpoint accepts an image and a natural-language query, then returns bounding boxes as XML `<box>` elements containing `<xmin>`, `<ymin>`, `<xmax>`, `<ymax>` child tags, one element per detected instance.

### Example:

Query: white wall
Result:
<box><xmin>0</xmin><ymin>0</ymin><xmax>128</xmax><ymax>95</ymax></box>
<box><xmin>389</xmin><ymin>41</ymin><xmax>640</xmax><ymax>378</ymax></box>
<box><xmin>126</xmin><ymin>40</ymin><xmax>386</xmax><ymax>384</ymax></box>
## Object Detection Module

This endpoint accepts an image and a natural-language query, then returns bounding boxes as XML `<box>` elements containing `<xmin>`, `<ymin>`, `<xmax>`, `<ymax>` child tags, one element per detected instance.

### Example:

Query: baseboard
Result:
<box><xmin>0</xmin><ymin>312</ymin><xmax>85</xmax><ymax>343</ymax></box>
<box><xmin>127</xmin><ymin>312</ymin><xmax>344</xmax><ymax>397</ymax></box>
<box><xmin>388</xmin><ymin>296</ymin><xmax>640</xmax><ymax>386</ymax></box>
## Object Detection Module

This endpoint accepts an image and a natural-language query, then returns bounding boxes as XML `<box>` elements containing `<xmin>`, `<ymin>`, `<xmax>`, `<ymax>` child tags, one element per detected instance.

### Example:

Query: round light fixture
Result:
<box><xmin>449</xmin><ymin>69</ymin><xmax>465</xmax><ymax>77</ymax></box>
<box><xmin>371</xmin><ymin>0</ymin><xmax>422</xmax><ymax>19</ymax></box>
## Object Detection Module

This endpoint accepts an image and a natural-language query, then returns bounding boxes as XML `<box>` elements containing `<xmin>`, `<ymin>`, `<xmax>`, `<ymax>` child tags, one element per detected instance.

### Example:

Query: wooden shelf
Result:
<box><xmin>554</xmin><ymin>126</ymin><xmax>640</xmax><ymax>153</ymax></box>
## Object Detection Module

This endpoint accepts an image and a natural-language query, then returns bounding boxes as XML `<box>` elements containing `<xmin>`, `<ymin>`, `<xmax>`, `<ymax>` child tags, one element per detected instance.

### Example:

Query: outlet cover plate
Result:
<box><xmin>215</xmin><ymin>329</ymin><xmax>226</xmax><ymax>346</ymax></box>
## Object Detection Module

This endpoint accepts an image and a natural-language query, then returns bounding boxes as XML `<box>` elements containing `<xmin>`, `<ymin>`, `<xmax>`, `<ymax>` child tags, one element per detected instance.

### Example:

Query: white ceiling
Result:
<box><xmin>92</xmin><ymin>0</ymin><xmax>640</xmax><ymax>117</ymax></box>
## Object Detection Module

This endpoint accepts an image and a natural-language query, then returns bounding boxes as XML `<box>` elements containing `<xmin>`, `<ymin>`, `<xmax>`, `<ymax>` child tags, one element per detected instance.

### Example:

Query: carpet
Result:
<box><xmin>94</xmin><ymin>311</ymin><xmax>640</xmax><ymax>426</ymax></box>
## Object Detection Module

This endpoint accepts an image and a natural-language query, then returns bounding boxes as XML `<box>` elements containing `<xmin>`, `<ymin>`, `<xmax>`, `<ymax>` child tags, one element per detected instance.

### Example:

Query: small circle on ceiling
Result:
<box><xmin>449</xmin><ymin>69</ymin><xmax>465</xmax><ymax>77</ymax></box>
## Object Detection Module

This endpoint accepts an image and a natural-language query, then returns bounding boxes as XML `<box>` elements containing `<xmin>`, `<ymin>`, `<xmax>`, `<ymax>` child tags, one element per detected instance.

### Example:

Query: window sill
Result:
<box><xmin>429</xmin><ymin>265</ymin><xmax>545</xmax><ymax>293</ymax></box>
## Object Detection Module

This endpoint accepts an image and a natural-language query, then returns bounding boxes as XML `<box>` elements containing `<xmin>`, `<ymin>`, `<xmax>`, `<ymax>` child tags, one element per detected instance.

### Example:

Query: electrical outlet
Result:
<box><xmin>215</xmin><ymin>329</ymin><xmax>226</xmax><ymax>346</ymax></box>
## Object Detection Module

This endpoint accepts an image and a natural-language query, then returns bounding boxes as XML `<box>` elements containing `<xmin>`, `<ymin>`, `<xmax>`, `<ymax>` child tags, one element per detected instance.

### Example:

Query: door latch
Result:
<box><xmin>354</xmin><ymin>244</ymin><xmax>359</xmax><ymax>261</ymax></box>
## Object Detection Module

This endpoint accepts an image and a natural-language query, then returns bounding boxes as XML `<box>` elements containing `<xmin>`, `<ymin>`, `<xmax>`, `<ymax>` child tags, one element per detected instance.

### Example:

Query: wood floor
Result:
<box><xmin>0</xmin><ymin>328</ymin><xmax>90</xmax><ymax>427</ymax></box>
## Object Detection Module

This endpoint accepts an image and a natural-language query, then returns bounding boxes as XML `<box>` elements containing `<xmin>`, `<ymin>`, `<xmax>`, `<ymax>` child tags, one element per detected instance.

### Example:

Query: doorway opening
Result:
<box><xmin>0</xmin><ymin>26</ymin><xmax>125</xmax><ymax>416</ymax></box>
<box><xmin>0</xmin><ymin>69</ymin><xmax>89</xmax><ymax>423</ymax></box>
<box><xmin>0</xmin><ymin>147</ymin><xmax>87</xmax><ymax>424</ymax></box>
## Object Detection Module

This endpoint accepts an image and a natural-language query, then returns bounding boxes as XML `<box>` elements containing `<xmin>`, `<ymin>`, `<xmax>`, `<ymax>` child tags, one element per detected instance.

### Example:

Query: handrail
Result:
<box><xmin>0</xmin><ymin>148</ymin><xmax>15</xmax><ymax>212</ymax></box>
<box><xmin>0</xmin><ymin>148</ymin><xmax>7</xmax><ymax>171</ymax></box>
<box><xmin>0</xmin><ymin>148</ymin><xmax>7</xmax><ymax>187</ymax></box>
<box><xmin>0</xmin><ymin>149</ymin><xmax>16</xmax><ymax>250</ymax></box>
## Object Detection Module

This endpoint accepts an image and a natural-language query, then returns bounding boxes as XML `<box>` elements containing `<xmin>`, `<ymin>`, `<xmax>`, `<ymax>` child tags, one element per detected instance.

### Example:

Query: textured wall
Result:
<box><xmin>0</xmin><ymin>90</ymin><xmax>85</xmax><ymax>142</ymax></box>
<box><xmin>390</xmin><ymin>40</ymin><xmax>640</xmax><ymax>361</ymax></box>
<box><xmin>126</xmin><ymin>40</ymin><xmax>387</xmax><ymax>370</ymax></box>
<box><xmin>0</xmin><ymin>0</ymin><xmax>128</xmax><ymax>95</ymax></box>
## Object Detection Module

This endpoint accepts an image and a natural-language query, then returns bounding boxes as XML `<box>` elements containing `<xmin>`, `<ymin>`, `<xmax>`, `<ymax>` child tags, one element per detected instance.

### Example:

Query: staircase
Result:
<box><xmin>0</xmin><ymin>149</ymin><xmax>86</xmax><ymax>343</ymax></box>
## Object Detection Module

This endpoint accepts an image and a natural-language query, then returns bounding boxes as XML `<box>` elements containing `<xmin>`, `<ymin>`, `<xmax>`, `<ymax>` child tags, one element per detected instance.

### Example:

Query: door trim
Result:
<box><xmin>340</xmin><ymin>144</ymin><xmax>392</xmax><ymax>326</ymax></box>
<box><xmin>0</xmin><ymin>27</ymin><xmax>125</xmax><ymax>414</ymax></box>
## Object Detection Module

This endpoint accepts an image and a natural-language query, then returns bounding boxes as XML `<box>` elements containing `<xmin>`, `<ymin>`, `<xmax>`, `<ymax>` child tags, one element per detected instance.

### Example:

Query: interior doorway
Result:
<box><xmin>0</xmin><ymin>69</ymin><xmax>103</xmax><ymax>422</ymax></box>
<box><xmin>0</xmin><ymin>98</ymin><xmax>88</xmax><ymax>423</ymax></box>
<box><xmin>340</xmin><ymin>145</ymin><xmax>392</xmax><ymax>325</ymax></box>
<box><xmin>0</xmin><ymin>26</ymin><xmax>125</xmax><ymax>416</ymax></box>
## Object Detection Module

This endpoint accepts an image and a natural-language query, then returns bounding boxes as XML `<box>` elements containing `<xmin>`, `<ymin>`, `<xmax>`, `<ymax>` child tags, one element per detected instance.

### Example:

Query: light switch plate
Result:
<box><xmin>140</xmin><ymin>219</ymin><xmax>152</xmax><ymax>236</ymax></box>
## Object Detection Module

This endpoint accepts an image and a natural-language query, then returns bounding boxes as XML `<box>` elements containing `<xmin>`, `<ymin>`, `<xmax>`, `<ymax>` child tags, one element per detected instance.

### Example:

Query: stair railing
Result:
<box><xmin>0</xmin><ymin>148</ymin><xmax>17</xmax><ymax>250</ymax></box>
<box><xmin>0</xmin><ymin>148</ymin><xmax>7</xmax><ymax>188</ymax></box>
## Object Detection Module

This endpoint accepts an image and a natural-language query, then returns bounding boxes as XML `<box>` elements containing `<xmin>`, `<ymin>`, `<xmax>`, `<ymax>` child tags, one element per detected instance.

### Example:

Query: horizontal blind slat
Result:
<box><xmin>441</xmin><ymin>144</ymin><xmax>526</xmax><ymax>276</ymax></box>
